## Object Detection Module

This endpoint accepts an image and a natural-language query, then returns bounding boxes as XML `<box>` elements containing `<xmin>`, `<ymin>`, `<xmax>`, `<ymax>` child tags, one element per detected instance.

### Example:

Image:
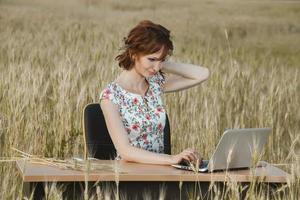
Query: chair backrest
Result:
<box><xmin>83</xmin><ymin>103</ymin><xmax>171</xmax><ymax>160</ymax></box>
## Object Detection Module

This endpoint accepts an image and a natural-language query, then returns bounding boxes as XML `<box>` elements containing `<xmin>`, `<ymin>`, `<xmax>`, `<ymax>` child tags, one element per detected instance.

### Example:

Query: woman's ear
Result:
<box><xmin>129</xmin><ymin>51</ymin><xmax>135</xmax><ymax>62</ymax></box>
<box><xmin>132</xmin><ymin>55</ymin><xmax>136</xmax><ymax>61</ymax></box>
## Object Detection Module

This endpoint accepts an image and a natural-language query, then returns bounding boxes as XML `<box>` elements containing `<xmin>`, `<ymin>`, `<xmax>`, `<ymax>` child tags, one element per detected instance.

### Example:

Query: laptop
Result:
<box><xmin>171</xmin><ymin>128</ymin><xmax>271</xmax><ymax>173</ymax></box>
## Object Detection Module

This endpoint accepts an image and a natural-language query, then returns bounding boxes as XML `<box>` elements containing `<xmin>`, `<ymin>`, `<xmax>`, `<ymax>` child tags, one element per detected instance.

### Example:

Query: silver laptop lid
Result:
<box><xmin>208</xmin><ymin>128</ymin><xmax>271</xmax><ymax>172</ymax></box>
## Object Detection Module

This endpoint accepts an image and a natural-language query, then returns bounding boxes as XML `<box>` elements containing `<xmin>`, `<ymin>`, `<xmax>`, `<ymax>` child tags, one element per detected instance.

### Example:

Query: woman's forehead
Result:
<box><xmin>146</xmin><ymin>47</ymin><xmax>164</xmax><ymax>58</ymax></box>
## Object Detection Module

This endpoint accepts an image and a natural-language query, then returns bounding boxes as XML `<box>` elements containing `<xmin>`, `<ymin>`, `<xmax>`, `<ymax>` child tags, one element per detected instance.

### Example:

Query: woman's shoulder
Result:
<box><xmin>99</xmin><ymin>82</ymin><xmax>124</xmax><ymax>105</ymax></box>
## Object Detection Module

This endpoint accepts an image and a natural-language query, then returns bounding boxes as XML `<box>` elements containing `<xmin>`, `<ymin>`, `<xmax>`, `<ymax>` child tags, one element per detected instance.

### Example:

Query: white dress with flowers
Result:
<box><xmin>99</xmin><ymin>72</ymin><xmax>166</xmax><ymax>160</ymax></box>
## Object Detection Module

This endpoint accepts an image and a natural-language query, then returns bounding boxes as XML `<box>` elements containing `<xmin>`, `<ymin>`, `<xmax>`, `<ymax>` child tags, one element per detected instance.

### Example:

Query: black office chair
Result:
<box><xmin>83</xmin><ymin>103</ymin><xmax>171</xmax><ymax>160</ymax></box>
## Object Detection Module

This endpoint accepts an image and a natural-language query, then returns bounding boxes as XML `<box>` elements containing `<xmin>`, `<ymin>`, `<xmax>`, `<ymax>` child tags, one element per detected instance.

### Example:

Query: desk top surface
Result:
<box><xmin>16</xmin><ymin>159</ymin><xmax>289</xmax><ymax>183</ymax></box>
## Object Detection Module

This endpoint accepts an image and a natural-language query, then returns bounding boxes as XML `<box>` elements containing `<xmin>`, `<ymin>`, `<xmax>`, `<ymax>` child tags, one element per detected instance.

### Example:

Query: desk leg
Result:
<box><xmin>23</xmin><ymin>182</ymin><xmax>45</xmax><ymax>200</ymax></box>
<box><xmin>22</xmin><ymin>182</ymin><xmax>30</xmax><ymax>198</ymax></box>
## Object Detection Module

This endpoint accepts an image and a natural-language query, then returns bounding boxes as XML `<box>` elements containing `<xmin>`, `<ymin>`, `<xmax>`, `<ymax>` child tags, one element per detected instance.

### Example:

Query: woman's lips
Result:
<box><xmin>149</xmin><ymin>71</ymin><xmax>156</xmax><ymax>75</ymax></box>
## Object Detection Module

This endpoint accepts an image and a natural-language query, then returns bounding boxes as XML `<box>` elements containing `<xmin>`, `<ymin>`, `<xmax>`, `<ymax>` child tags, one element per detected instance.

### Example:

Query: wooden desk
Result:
<box><xmin>16</xmin><ymin>159</ymin><xmax>289</xmax><ymax>199</ymax></box>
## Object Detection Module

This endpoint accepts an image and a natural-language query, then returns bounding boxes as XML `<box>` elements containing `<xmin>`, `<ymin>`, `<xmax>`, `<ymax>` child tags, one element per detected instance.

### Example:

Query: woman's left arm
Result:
<box><xmin>161</xmin><ymin>60</ymin><xmax>210</xmax><ymax>93</ymax></box>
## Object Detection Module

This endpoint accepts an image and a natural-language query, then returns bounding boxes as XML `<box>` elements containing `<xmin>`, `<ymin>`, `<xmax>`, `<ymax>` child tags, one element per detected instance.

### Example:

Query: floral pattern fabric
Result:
<box><xmin>99</xmin><ymin>72</ymin><xmax>166</xmax><ymax>160</ymax></box>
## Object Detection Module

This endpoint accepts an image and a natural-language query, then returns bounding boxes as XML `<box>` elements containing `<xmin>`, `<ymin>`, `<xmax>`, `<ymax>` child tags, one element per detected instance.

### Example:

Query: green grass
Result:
<box><xmin>0</xmin><ymin>0</ymin><xmax>299</xmax><ymax>199</ymax></box>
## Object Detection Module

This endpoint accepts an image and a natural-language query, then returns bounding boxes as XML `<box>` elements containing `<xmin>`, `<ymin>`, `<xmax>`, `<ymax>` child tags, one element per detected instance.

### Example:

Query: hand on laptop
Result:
<box><xmin>170</xmin><ymin>148</ymin><xmax>202</xmax><ymax>165</ymax></box>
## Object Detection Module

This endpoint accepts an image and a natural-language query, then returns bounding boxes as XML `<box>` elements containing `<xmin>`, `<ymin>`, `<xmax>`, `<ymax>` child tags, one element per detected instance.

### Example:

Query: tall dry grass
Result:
<box><xmin>0</xmin><ymin>0</ymin><xmax>299</xmax><ymax>199</ymax></box>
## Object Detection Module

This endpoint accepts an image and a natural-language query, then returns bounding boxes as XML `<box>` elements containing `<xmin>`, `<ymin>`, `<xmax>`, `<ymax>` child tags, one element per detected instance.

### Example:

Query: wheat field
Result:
<box><xmin>0</xmin><ymin>0</ymin><xmax>299</xmax><ymax>199</ymax></box>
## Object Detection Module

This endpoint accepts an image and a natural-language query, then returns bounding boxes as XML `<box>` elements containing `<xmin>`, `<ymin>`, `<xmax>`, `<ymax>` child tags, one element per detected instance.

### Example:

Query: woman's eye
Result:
<box><xmin>148</xmin><ymin>58</ymin><xmax>155</xmax><ymax>62</ymax></box>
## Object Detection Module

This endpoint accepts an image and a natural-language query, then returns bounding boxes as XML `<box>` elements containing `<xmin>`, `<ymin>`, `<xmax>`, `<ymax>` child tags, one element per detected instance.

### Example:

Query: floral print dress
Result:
<box><xmin>99</xmin><ymin>72</ymin><xmax>166</xmax><ymax>160</ymax></box>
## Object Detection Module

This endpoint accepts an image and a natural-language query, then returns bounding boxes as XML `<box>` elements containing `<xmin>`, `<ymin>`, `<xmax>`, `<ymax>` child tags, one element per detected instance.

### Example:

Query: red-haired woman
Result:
<box><xmin>100</xmin><ymin>20</ymin><xmax>210</xmax><ymax>165</ymax></box>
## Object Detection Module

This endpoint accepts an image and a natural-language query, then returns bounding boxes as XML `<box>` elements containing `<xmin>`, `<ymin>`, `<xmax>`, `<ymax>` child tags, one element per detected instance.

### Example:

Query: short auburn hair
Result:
<box><xmin>115</xmin><ymin>20</ymin><xmax>174</xmax><ymax>70</ymax></box>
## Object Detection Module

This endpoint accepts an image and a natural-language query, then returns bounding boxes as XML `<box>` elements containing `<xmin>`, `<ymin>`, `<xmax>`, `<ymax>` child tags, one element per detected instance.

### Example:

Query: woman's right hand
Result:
<box><xmin>169</xmin><ymin>148</ymin><xmax>202</xmax><ymax>165</ymax></box>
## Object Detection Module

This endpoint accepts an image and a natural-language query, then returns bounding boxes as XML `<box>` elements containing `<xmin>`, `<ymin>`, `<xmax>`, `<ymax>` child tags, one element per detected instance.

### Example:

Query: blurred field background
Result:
<box><xmin>0</xmin><ymin>0</ymin><xmax>299</xmax><ymax>199</ymax></box>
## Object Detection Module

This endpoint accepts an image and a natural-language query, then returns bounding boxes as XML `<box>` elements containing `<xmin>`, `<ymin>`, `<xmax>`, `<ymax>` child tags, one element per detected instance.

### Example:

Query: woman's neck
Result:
<box><xmin>115</xmin><ymin>68</ymin><xmax>148</xmax><ymax>92</ymax></box>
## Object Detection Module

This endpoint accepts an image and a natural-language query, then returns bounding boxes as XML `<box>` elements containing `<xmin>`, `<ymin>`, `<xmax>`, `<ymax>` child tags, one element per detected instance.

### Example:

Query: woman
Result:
<box><xmin>99</xmin><ymin>20</ymin><xmax>210</xmax><ymax>165</ymax></box>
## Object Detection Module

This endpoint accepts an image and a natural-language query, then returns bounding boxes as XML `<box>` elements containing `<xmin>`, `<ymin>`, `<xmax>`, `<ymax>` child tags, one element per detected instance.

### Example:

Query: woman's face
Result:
<box><xmin>133</xmin><ymin>47</ymin><xmax>166</xmax><ymax>78</ymax></box>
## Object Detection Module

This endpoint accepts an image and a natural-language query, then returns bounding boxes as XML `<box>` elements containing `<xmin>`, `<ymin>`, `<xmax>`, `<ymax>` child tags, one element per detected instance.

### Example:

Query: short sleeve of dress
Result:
<box><xmin>147</xmin><ymin>72</ymin><xmax>166</xmax><ymax>96</ymax></box>
<box><xmin>99</xmin><ymin>84</ymin><xmax>121</xmax><ymax>106</ymax></box>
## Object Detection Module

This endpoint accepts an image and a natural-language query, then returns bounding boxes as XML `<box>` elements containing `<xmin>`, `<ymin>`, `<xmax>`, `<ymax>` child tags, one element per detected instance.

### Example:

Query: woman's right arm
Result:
<box><xmin>100</xmin><ymin>99</ymin><xmax>200</xmax><ymax>165</ymax></box>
